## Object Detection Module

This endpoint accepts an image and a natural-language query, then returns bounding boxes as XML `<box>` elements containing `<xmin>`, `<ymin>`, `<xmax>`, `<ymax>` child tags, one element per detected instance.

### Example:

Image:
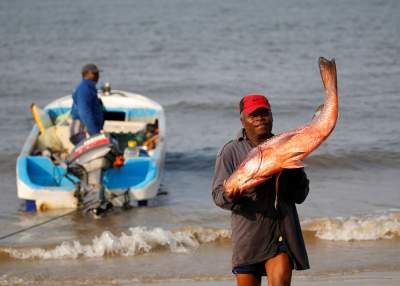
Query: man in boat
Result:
<box><xmin>211</xmin><ymin>94</ymin><xmax>310</xmax><ymax>286</ymax></box>
<box><xmin>70</xmin><ymin>63</ymin><xmax>104</xmax><ymax>145</ymax></box>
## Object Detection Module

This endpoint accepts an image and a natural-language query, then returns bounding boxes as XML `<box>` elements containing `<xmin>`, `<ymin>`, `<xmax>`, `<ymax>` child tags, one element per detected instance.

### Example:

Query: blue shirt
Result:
<box><xmin>71</xmin><ymin>79</ymin><xmax>104</xmax><ymax>135</ymax></box>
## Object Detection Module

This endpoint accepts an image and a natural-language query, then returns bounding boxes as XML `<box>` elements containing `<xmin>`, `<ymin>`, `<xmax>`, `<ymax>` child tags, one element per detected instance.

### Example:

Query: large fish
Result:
<box><xmin>224</xmin><ymin>57</ymin><xmax>338</xmax><ymax>201</ymax></box>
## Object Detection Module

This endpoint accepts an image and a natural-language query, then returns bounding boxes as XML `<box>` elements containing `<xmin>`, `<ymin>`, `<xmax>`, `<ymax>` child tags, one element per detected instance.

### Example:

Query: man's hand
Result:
<box><xmin>226</xmin><ymin>187</ymin><xmax>243</xmax><ymax>200</ymax></box>
<box><xmin>223</xmin><ymin>180</ymin><xmax>243</xmax><ymax>200</ymax></box>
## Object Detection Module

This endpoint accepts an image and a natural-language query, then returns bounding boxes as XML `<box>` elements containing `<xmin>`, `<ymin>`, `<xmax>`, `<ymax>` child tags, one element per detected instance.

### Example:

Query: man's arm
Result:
<box><xmin>76</xmin><ymin>85</ymin><xmax>101</xmax><ymax>135</ymax></box>
<box><xmin>280</xmin><ymin>168</ymin><xmax>310</xmax><ymax>204</ymax></box>
<box><xmin>211</xmin><ymin>146</ymin><xmax>237</xmax><ymax>210</ymax></box>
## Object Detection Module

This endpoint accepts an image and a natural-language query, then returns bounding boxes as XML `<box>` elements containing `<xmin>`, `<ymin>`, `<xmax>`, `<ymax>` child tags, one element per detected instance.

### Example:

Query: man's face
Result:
<box><xmin>91</xmin><ymin>71</ymin><xmax>99</xmax><ymax>83</ymax></box>
<box><xmin>84</xmin><ymin>71</ymin><xmax>100</xmax><ymax>83</ymax></box>
<box><xmin>241</xmin><ymin>108</ymin><xmax>273</xmax><ymax>140</ymax></box>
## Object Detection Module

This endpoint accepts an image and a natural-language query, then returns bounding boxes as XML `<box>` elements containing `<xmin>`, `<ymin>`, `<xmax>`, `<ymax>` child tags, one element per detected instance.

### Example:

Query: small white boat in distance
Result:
<box><xmin>16</xmin><ymin>85</ymin><xmax>166</xmax><ymax>212</ymax></box>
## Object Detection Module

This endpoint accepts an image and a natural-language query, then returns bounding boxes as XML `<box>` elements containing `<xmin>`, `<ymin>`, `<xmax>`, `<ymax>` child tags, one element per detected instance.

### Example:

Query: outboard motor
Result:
<box><xmin>66</xmin><ymin>133</ymin><xmax>123</xmax><ymax>215</ymax></box>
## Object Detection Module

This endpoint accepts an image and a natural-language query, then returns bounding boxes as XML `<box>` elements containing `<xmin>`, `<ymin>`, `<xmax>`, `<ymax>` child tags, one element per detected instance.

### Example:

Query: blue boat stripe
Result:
<box><xmin>47</xmin><ymin>107</ymin><xmax>158</xmax><ymax>120</ymax></box>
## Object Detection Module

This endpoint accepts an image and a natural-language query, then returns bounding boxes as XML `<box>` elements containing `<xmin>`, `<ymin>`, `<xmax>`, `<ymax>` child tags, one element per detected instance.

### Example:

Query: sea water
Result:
<box><xmin>0</xmin><ymin>0</ymin><xmax>399</xmax><ymax>284</ymax></box>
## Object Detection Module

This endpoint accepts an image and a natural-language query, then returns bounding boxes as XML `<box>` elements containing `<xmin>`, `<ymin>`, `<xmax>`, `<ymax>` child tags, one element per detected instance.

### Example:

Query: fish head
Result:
<box><xmin>223</xmin><ymin>148</ymin><xmax>263</xmax><ymax>195</ymax></box>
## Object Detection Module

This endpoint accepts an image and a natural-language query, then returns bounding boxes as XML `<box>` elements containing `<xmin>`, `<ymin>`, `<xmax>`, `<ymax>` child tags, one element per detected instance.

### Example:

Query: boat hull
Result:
<box><xmin>17</xmin><ymin>90</ymin><xmax>166</xmax><ymax>211</ymax></box>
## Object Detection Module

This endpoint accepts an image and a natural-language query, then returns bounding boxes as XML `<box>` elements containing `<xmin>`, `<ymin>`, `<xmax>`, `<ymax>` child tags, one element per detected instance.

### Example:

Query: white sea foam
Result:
<box><xmin>302</xmin><ymin>212</ymin><xmax>400</xmax><ymax>241</ymax></box>
<box><xmin>2</xmin><ymin>226</ymin><xmax>231</xmax><ymax>260</ymax></box>
<box><xmin>3</xmin><ymin>212</ymin><xmax>400</xmax><ymax>260</ymax></box>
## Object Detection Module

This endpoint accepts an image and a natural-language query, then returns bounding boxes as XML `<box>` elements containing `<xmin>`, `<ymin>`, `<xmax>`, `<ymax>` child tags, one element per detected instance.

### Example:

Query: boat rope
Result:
<box><xmin>0</xmin><ymin>199</ymin><xmax>99</xmax><ymax>241</ymax></box>
<box><xmin>0</xmin><ymin>209</ymin><xmax>76</xmax><ymax>241</ymax></box>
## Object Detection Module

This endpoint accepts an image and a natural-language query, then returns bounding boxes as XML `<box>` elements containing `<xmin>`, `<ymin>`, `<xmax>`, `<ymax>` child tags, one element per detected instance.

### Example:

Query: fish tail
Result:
<box><xmin>319</xmin><ymin>57</ymin><xmax>337</xmax><ymax>93</ymax></box>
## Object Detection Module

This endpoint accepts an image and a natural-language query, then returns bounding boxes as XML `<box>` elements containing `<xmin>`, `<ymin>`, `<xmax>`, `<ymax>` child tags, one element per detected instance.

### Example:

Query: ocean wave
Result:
<box><xmin>302</xmin><ymin>212</ymin><xmax>400</xmax><ymax>241</ymax></box>
<box><xmin>165</xmin><ymin>150</ymin><xmax>216</xmax><ymax>171</ymax></box>
<box><xmin>164</xmin><ymin>100</ymin><xmax>236</xmax><ymax>111</ymax></box>
<box><xmin>166</xmin><ymin>148</ymin><xmax>400</xmax><ymax>172</ymax></box>
<box><xmin>163</xmin><ymin>100</ymin><xmax>316</xmax><ymax>113</ymax></box>
<box><xmin>2</xmin><ymin>212</ymin><xmax>399</xmax><ymax>260</ymax></box>
<box><xmin>0</xmin><ymin>226</ymin><xmax>230</xmax><ymax>260</ymax></box>
<box><xmin>305</xmin><ymin>150</ymin><xmax>400</xmax><ymax>169</ymax></box>
<box><xmin>166</xmin><ymin>147</ymin><xmax>400</xmax><ymax>170</ymax></box>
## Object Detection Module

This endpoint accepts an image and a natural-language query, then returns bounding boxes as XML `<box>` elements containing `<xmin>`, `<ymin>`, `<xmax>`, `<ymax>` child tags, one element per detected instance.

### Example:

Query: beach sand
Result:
<box><xmin>132</xmin><ymin>271</ymin><xmax>400</xmax><ymax>286</ymax></box>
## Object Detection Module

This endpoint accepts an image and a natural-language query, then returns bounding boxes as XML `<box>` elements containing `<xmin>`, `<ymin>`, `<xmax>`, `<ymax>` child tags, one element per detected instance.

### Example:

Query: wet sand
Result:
<box><xmin>2</xmin><ymin>271</ymin><xmax>398</xmax><ymax>286</ymax></box>
<box><xmin>131</xmin><ymin>271</ymin><xmax>400</xmax><ymax>286</ymax></box>
<box><xmin>1</xmin><ymin>237</ymin><xmax>399</xmax><ymax>285</ymax></box>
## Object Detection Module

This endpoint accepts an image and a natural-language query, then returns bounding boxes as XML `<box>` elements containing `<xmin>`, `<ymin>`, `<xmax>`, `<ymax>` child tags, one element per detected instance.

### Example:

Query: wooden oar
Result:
<box><xmin>30</xmin><ymin>103</ymin><xmax>46</xmax><ymax>134</ymax></box>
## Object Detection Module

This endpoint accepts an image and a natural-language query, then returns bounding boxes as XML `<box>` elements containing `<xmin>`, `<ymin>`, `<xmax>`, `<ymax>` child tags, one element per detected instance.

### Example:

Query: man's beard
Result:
<box><xmin>256</xmin><ymin>128</ymin><xmax>272</xmax><ymax>141</ymax></box>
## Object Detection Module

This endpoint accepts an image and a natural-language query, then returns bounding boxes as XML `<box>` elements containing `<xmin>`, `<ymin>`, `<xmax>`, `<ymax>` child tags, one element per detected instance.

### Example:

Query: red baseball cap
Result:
<box><xmin>240</xmin><ymin>94</ymin><xmax>271</xmax><ymax>114</ymax></box>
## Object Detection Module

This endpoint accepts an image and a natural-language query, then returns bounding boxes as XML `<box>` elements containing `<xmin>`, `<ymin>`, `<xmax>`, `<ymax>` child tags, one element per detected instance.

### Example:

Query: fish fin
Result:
<box><xmin>282</xmin><ymin>151</ymin><xmax>306</xmax><ymax>162</ymax></box>
<box><xmin>281</xmin><ymin>151</ymin><xmax>306</xmax><ymax>169</ymax></box>
<box><xmin>282</xmin><ymin>160</ymin><xmax>305</xmax><ymax>169</ymax></box>
<box><xmin>240</xmin><ymin>176</ymin><xmax>272</xmax><ymax>192</ymax></box>
<box><xmin>274</xmin><ymin>172</ymin><xmax>282</xmax><ymax>209</ymax></box>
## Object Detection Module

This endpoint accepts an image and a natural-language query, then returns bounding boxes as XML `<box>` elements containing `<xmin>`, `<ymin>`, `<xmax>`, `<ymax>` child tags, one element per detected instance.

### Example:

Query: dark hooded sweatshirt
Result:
<box><xmin>211</xmin><ymin>129</ymin><xmax>310</xmax><ymax>270</ymax></box>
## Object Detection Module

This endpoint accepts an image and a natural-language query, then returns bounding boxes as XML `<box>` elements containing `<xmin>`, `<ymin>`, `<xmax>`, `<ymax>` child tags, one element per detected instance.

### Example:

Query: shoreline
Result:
<box><xmin>2</xmin><ymin>270</ymin><xmax>398</xmax><ymax>286</ymax></box>
<box><xmin>128</xmin><ymin>271</ymin><xmax>400</xmax><ymax>286</ymax></box>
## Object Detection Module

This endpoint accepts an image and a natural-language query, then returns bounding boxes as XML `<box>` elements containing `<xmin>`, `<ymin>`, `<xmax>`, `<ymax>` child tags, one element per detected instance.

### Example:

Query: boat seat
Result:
<box><xmin>103</xmin><ymin>158</ymin><xmax>157</xmax><ymax>191</ymax></box>
<box><xmin>18</xmin><ymin>156</ymin><xmax>76</xmax><ymax>190</ymax></box>
<box><xmin>103</xmin><ymin>120</ymin><xmax>147</xmax><ymax>134</ymax></box>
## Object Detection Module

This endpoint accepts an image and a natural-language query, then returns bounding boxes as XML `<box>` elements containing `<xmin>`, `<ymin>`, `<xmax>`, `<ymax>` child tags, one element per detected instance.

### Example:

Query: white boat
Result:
<box><xmin>16</xmin><ymin>86</ymin><xmax>166</xmax><ymax>212</ymax></box>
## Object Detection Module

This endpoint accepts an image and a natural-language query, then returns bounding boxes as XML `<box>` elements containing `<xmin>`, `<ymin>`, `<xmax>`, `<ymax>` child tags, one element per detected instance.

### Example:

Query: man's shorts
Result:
<box><xmin>232</xmin><ymin>243</ymin><xmax>288</xmax><ymax>277</ymax></box>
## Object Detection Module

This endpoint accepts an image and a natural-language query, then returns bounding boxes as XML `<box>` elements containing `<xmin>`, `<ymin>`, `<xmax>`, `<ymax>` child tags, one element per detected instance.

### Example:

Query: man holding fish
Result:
<box><xmin>212</xmin><ymin>58</ymin><xmax>338</xmax><ymax>286</ymax></box>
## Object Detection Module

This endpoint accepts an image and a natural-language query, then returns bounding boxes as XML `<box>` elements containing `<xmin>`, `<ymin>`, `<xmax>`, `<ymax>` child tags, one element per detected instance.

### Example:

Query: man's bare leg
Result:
<box><xmin>236</xmin><ymin>273</ymin><xmax>262</xmax><ymax>286</ymax></box>
<box><xmin>265</xmin><ymin>253</ymin><xmax>292</xmax><ymax>286</ymax></box>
